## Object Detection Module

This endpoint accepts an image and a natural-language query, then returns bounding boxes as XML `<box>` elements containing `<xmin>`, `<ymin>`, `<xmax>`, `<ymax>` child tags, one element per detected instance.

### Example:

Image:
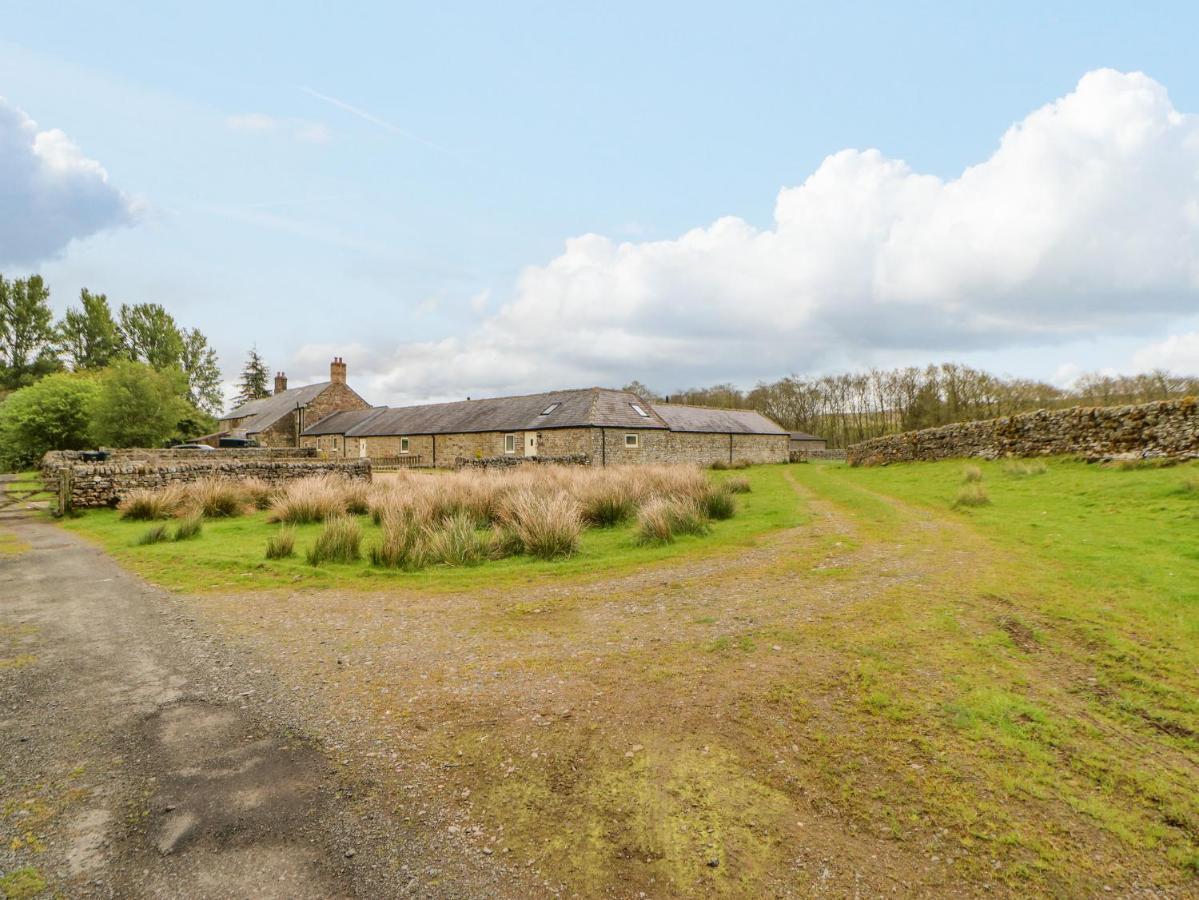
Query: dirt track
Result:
<box><xmin>0</xmin><ymin>516</ymin><xmax>492</xmax><ymax>898</ymax></box>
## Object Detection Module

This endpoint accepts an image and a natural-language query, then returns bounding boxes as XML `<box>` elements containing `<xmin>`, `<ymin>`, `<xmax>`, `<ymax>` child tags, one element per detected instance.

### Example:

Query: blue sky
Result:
<box><xmin>3</xmin><ymin>1</ymin><xmax>1199</xmax><ymax>405</ymax></box>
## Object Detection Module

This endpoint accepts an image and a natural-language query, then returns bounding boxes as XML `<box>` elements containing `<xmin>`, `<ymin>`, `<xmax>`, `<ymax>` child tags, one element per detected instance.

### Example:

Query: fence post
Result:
<box><xmin>58</xmin><ymin>469</ymin><xmax>73</xmax><ymax>517</ymax></box>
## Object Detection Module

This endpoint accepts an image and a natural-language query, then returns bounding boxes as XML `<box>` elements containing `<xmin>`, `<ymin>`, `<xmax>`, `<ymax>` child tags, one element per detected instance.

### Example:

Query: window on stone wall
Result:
<box><xmin>333</xmin><ymin>437</ymin><xmax>338</xmax><ymax>449</ymax></box>
<box><xmin>625</xmin><ymin>433</ymin><xmax>640</xmax><ymax>448</ymax></box>
<box><xmin>505</xmin><ymin>433</ymin><xmax>517</xmax><ymax>454</ymax></box>
<box><xmin>400</xmin><ymin>437</ymin><xmax>410</xmax><ymax>454</ymax></box>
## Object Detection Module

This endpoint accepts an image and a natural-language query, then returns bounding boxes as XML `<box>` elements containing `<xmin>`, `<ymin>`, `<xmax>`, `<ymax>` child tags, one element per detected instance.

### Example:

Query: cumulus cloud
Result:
<box><xmin>225</xmin><ymin>113</ymin><xmax>330</xmax><ymax>143</ymax></box>
<box><xmin>305</xmin><ymin>69</ymin><xmax>1199</xmax><ymax>403</ymax></box>
<box><xmin>1132</xmin><ymin>332</ymin><xmax>1199</xmax><ymax>373</ymax></box>
<box><xmin>0</xmin><ymin>96</ymin><xmax>136</xmax><ymax>266</ymax></box>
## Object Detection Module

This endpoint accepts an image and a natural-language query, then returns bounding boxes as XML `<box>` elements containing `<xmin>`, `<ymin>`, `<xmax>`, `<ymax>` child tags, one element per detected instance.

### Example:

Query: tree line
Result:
<box><xmin>626</xmin><ymin>363</ymin><xmax>1199</xmax><ymax>448</ymax></box>
<box><xmin>0</xmin><ymin>274</ymin><xmax>226</xmax><ymax>468</ymax></box>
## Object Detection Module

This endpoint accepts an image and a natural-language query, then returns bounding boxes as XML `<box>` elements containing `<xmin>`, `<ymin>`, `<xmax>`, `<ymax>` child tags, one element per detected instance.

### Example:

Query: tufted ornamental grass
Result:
<box><xmin>240</xmin><ymin>477</ymin><xmax>277</xmax><ymax>510</ymax></box>
<box><xmin>1003</xmin><ymin>460</ymin><xmax>1048</xmax><ymax>477</ymax></box>
<box><xmin>952</xmin><ymin>482</ymin><xmax>991</xmax><ymax>509</ymax></box>
<box><xmin>265</xmin><ymin>526</ymin><xmax>296</xmax><ymax>560</ymax></box>
<box><xmin>136</xmin><ymin>523</ymin><xmax>171</xmax><ymax>545</ymax></box>
<box><xmin>424</xmin><ymin>512</ymin><xmax>491</xmax><ymax>566</ymax></box>
<box><xmin>961</xmin><ymin>464</ymin><xmax>984</xmax><ymax>483</ymax></box>
<box><xmin>635</xmin><ymin>496</ymin><xmax>711</xmax><ymax>545</ymax></box>
<box><xmin>499</xmin><ymin>489</ymin><xmax>583</xmax><ymax>559</ymax></box>
<box><xmin>173</xmin><ymin>513</ymin><xmax>203</xmax><ymax>541</ymax></box>
<box><xmin>306</xmin><ymin>516</ymin><xmax>361</xmax><ymax>565</ymax></box>
<box><xmin>269</xmin><ymin>474</ymin><xmax>354</xmax><ymax>524</ymax></box>
<box><xmin>725</xmin><ymin>475</ymin><xmax>752</xmax><ymax>494</ymax></box>
<box><xmin>702</xmin><ymin>486</ymin><xmax>737</xmax><ymax>521</ymax></box>
<box><xmin>184</xmin><ymin>478</ymin><xmax>249</xmax><ymax>518</ymax></box>
<box><xmin>369</xmin><ymin>513</ymin><xmax>430</xmax><ymax>570</ymax></box>
<box><xmin>119</xmin><ymin>486</ymin><xmax>186</xmax><ymax>520</ymax></box>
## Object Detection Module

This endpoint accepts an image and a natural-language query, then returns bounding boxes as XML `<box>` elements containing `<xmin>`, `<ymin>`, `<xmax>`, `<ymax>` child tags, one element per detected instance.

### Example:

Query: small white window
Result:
<box><xmin>625</xmin><ymin>433</ymin><xmax>640</xmax><ymax>448</ymax></box>
<box><xmin>400</xmin><ymin>437</ymin><xmax>410</xmax><ymax>454</ymax></box>
<box><xmin>630</xmin><ymin>403</ymin><xmax>650</xmax><ymax>418</ymax></box>
<box><xmin>505</xmin><ymin>433</ymin><xmax>517</xmax><ymax>454</ymax></box>
<box><xmin>540</xmin><ymin>402</ymin><xmax>560</xmax><ymax>415</ymax></box>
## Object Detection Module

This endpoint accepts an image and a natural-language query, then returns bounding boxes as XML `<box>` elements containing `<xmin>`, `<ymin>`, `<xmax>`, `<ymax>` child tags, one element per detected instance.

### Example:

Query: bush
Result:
<box><xmin>306</xmin><ymin>516</ymin><xmax>361</xmax><ymax>564</ymax></box>
<box><xmin>265</xmin><ymin>527</ymin><xmax>296</xmax><ymax>560</ymax></box>
<box><xmin>185</xmin><ymin>478</ymin><xmax>247</xmax><ymax>518</ymax></box>
<box><xmin>90</xmin><ymin>360</ymin><xmax>193</xmax><ymax>449</ymax></box>
<box><xmin>426</xmin><ymin>512</ymin><xmax>490</xmax><ymax>566</ymax></box>
<box><xmin>173</xmin><ymin>513</ymin><xmax>202</xmax><ymax>541</ymax></box>
<box><xmin>502</xmin><ymin>490</ymin><xmax>582</xmax><ymax>559</ymax></box>
<box><xmin>136</xmin><ymin>523</ymin><xmax>170</xmax><ymax>545</ymax></box>
<box><xmin>962</xmin><ymin>465</ymin><xmax>983</xmax><ymax>483</ymax></box>
<box><xmin>0</xmin><ymin>372</ymin><xmax>99</xmax><ymax>470</ymax></box>
<box><xmin>702</xmin><ymin>487</ymin><xmax>737</xmax><ymax>521</ymax></box>
<box><xmin>952</xmin><ymin>483</ymin><xmax>991</xmax><ymax>508</ymax></box>
<box><xmin>119</xmin><ymin>486</ymin><xmax>184</xmax><ymax>520</ymax></box>
<box><xmin>1003</xmin><ymin>460</ymin><xmax>1048</xmax><ymax>477</ymax></box>
<box><xmin>725</xmin><ymin>476</ymin><xmax>752</xmax><ymax>494</ymax></box>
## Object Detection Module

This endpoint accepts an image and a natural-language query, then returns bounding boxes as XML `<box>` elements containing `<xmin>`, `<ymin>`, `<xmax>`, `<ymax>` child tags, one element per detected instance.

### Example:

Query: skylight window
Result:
<box><xmin>540</xmin><ymin>402</ymin><xmax>560</xmax><ymax>415</ymax></box>
<box><xmin>630</xmin><ymin>403</ymin><xmax>650</xmax><ymax>418</ymax></box>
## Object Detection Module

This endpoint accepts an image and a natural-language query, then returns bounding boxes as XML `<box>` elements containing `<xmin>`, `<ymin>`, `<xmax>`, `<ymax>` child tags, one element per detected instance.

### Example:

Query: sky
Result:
<box><xmin>2</xmin><ymin>1</ymin><xmax>1199</xmax><ymax>409</ymax></box>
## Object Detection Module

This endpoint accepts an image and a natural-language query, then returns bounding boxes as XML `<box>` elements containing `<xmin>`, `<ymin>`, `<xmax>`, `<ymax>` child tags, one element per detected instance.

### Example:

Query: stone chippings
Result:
<box><xmin>41</xmin><ymin>450</ymin><xmax>370</xmax><ymax>509</ymax></box>
<box><xmin>846</xmin><ymin>397</ymin><xmax>1199</xmax><ymax>466</ymax></box>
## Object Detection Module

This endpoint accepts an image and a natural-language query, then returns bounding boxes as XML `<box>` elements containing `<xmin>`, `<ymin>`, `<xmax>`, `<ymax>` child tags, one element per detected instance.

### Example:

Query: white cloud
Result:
<box><xmin>305</xmin><ymin>69</ymin><xmax>1199</xmax><ymax>403</ymax></box>
<box><xmin>225</xmin><ymin>113</ymin><xmax>330</xmax><ymax>143</ymax></box>
<box><xmin>1132</xmin><ymin>332</ymin><xmax>1199</xmax><ymax>372</ymax></box>
<box><xmin>0</xmin><ymin>96</ymin><xmax>136</xmax><ymax>266</ymax></box>
<box><xmin>468</xmin><ymin>289</ymin><xmax>491</xmax><ymax>314</ymax></box>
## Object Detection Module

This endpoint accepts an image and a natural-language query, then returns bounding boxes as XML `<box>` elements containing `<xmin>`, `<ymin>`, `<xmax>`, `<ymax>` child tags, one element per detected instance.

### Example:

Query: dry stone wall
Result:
<box><xmin>846</xmin><ymin>398</ymin><xmax>1199</xmax><ymax>466</ymax></box>
<box><xmin>52</xmin><ymin>456</ymin><xmax>370</xmax><ymax>509</ymax></box>
<box><xmin>455</xmin><ymin>454</ymin><xmax>591</xmax><ymax>470</ymax></box>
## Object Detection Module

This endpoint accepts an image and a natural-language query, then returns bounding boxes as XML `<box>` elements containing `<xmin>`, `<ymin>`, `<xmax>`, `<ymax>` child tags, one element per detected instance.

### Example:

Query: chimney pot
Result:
<box><xmin>330</xmin><ymin>357</ymin><xmax>347</xmax><ymax>384</ymax></box>
<box><xmin>274</xmin><ymin>371</ymin><xmax>288</xmax><ymax>394</ymax></box>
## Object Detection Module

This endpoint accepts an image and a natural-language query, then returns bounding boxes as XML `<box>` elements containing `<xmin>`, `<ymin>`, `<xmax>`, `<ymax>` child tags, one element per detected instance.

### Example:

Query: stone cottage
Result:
<box><xmin>208</xmin><ymin>357</ymin><xmax>371</xmax><ymax>448</ymax></box>
<box><xmin>300</xmin><ymin>387</ymin><xmax>789</xmax><ymax>466</ymax></box>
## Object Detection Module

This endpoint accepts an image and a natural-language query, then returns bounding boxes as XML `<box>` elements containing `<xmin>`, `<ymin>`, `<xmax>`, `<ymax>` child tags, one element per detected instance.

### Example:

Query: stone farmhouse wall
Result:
<box><xmin>846</xmin><ymin>398</ymin><xmax>1199</xmax><ymax>466</ymax></box>
<box><xmin>456</xmin><ymin>454</ymin><xmax>591</xmax><ymax>469</ymax></box>
<box><xmin>51</xmin><ymin>456</ymin><xmax>370</xmax><ymax>510</ymax></box>
<box><xmin>592</xmin><ymin>429</ymin><xmax>788</xmax><ymax>466</ymax></box>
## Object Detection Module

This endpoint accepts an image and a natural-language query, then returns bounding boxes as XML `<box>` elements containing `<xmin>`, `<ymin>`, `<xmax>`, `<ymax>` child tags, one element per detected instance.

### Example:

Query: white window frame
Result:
<box><xmin>505</xmin><ymin>433</ymin><xmax>517</xmax><ymax>454</ymax></box>
<box><xmin>400</xmin><ymin>436</ymin><xmax>410</xmax><ymax>454</ymax></box>
<box><xmin>625</xmin><ymin>433</ymin><xmax>640</xmax><ymax>448</ymax></box>
<box><xmin>630</xmin><ymin>403</ymin><xmax>650</xmax><ymax>418</ymax></box>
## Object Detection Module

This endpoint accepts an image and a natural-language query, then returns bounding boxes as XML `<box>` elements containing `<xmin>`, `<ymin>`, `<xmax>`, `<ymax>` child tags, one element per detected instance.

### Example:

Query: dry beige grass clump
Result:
<box><xmin>306</xmin><ymin>515</ymin><xmax>361</xmax><ymax>564</ymax></box>
<box><xmin>119</xmin><ymin>485</ymin><xmax>187</xmax><ymax>520</ymax></box>
<box><xmin>268</xmin><ymin>474</ymin><xmax>357</xmax><ymax>524</ymax></box>
<box><xmin>499</xmin><ymin>489</ymin><xmax>582</xmax><ymax>559</ymax></box>
<box><xmin>183</xmin><ymin>478</ymin><xmax>250</xmax><ymax>518</ymax></box>
<box><xmin>961</xmin><ymin>465</ymin><xmax>984</xmax><ymax>483</ymax></box>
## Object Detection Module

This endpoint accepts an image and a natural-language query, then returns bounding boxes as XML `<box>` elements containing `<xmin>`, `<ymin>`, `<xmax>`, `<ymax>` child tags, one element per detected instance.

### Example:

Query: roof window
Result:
<box><xmin>630</xmin><ymin>403</ymin><xmax>650</xmax><ymax>417</ymax></box>
<box><xmin>540</xmin><ymin>402</ymin><xmax>560</xmax><ymax>415</ymax></box>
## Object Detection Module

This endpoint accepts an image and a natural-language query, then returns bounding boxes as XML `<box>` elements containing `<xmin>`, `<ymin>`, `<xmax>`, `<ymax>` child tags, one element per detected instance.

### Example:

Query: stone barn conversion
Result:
<box><xmin>206</xmin><ymin>357</ymin><xmax>371</xmax><ymax>448</ymax></box>
<box><xmin>789</xmin><ymin>431</ymin><xmax>827</xmax><ymax>452</ymax></box>
<box><xmin>300</xmin><ymin>387</ymin><xmax>788</xmax><ymax>467</ymax></box>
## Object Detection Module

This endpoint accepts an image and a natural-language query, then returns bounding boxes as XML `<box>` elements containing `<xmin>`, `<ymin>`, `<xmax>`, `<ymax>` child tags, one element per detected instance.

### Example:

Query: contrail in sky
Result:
<box><xmin>300</xmin><ymin>85</ymin><xmax>458</xmax><ymax>158</ymax></box>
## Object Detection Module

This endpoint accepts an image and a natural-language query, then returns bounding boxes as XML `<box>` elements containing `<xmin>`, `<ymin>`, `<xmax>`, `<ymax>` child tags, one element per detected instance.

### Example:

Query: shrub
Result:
<box><xmin>119</xmin><ymin>486</ymin><xmax>184</xmax><ymax>520</ymax></box>
<box><xmin>725</xmin><ymin>475</ymin><xmax>752</xmax><ymax>494</ymax></box>
<box><xmin>502</xmin><ymin>490</ymin><xmax>582</xmax><ymax>559</ymax></box>
<box><xmin>136</xmin><ymin>523</ymin><xmax>170</xmax><ymax>545</ymax></box>
<box><xmin>173</xmin><ymin>513</ymin><xmax>202</xmax><ymax>541</ymax></box>
<box><xmin>185</xmin><ymin>478</ymin><xmax>247</xmax><ymax>518</ymax></box>
<box><xmin>702</xmin><ymin>487</ymin><xmax>737</xmax><ymax>521</ymax></box>
<box><xmin>265</xmin><ymin>526</ymin><xmax>296</xmax><ymax>560</ymax></box>
<box><xmin>426</xmin><ymin>512</ymin><xmax>489</xmax><ymax>566</ymax></box>
<box><xmin>962</xmin><ymin>465</ymin><xmax>983</xmax><ymax>483</ymax></box>
<box><xmin>952</xmin><ymin>483</ymin><xmax>991</xmax><ymax>509</ymax></box>
<box><xmin>1003</xmin><ymin>460</ymin><xmax>1048</xmax><ymax>477</ymax></box>
<box><xmin>306</xmin><ymin>516</ymin><xmax>361</xmax><ymax>564</ymax></box>
<box><xmin>269</xmin><ymin>475</ymin><xmax>348</xmax><ymax>524</ymax></box>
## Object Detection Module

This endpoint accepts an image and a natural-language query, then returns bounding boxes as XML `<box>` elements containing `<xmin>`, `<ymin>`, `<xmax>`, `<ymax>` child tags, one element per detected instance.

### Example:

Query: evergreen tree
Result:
<box><xmin>58</xmin><ymin>288</ymin><xmax>120</xmax><ymax>370</ymax></box>
<box><xmin>233</xmin><ymin>347</ymin><xmax>271</xmax><ymax>407</ymax></box>
<box><xmin>179</xmin><ymin>328</ymin><xmax>224</xmax><ymax>415</ymax></box>
<box><xmin>0</xmin><ymin>274</ymin><xmax>59</xmax><ymax>389</ymax></box>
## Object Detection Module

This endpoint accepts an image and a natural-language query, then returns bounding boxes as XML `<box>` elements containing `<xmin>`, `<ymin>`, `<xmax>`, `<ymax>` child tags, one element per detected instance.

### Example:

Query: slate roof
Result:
<box><xmin>302</xmin><ymin>407</ymin><xmax>387</xmax><ymax>436</ymax></box>
<box><xmin>652</xmin><ymin>403</ymin><xmax>788</xmax><ymax>435</ymax></box>
<box><xmin>330</xmin><ymin>388</ymin><xmax>670</xmax><ymax>438</ymax></box>
<box><xmin>220</xmin><ymin>382</ymin><xmax>331</xmax><ymax>435</ymax></box>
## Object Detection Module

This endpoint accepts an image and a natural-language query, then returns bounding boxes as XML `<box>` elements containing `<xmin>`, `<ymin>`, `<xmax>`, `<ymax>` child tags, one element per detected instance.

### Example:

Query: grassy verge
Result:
<box><xmin>60</xmin><ymin>464</ymin><xmax>806</xmax><ymax>593</ymax></box>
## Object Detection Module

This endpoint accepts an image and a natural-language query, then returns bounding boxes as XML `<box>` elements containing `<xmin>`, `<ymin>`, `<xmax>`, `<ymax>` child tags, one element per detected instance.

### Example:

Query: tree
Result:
<box><xmin>179</xmin><ymin>328</ymin><xmax>223</xmax><ymax>415</ymax></box>
<box><xmin>118</xmin><ymin>303</ymin><xmax>184</xmax><ymax>370</ymax></box>
<box><xmin>233</xmin><ymin>347</ymin><xmax>271</xmax><ymax>407</ymax></box>
<box><xmin>621</xmin><ymin>380</ymin><xmax>662</xmax><ymax>402</ymax></box>
<box><xmin>89</xmin><ymin>361</ymin><xmax>192</xmax><ymax>448</ymax></box>
<box><xmin>0</xmin><ymin>274</ymin><xmax>59</xmax><ymax>389</ymax></box>
<box><xmin>0</xmin><ymin>372</ymin><xmax>100</xmax><ymax>469</ymax></box>
<box><xmin>58</xmin><ymin>289</ymin><xmax>120</xmax><ymax>370</ymax></box>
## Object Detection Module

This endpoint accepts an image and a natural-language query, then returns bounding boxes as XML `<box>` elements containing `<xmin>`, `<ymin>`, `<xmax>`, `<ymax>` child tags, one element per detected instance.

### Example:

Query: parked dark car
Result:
<box><xmin>80</xmin><ymin>450</ymin><xmax>109</xmax><ymax>462</ymax></box>
<box><xmin>218</xmin><ymin>437</ymin><xmax>259</xmax><ymax>448</ymax></box>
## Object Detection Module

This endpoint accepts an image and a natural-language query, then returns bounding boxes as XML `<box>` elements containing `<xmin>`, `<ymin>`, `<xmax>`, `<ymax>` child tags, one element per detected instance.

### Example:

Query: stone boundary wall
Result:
<box><xmin>455</xmin><ymin>454</ymin><xmax>591</xmax><ymax>470</ymax></box>
<box><xmin>57</xmin><ymin>458</ymin><xmax>371</xmax><ymax>510</ymax></box>
<box><xmin>43</xmin><ymin>446</ymin><xmax>317</xmax><ymax>475</ymax></box>
<box><xmin>791</xmin><ymin>449</ymin><xmax>847</xmax><ymax>462</ymax></box>
<box><xmin>846</xmin><ymin>398</ymin><xmax>1199</xmax><ymax>466</ymax></box>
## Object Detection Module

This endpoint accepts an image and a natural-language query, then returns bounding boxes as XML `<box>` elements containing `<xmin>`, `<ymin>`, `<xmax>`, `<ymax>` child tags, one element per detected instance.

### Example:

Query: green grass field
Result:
<box><xmin>61</xmin><ymin>465</ymin><xmax>806</xmax><ymax>593</ymax></box>
<box><xmin>56</xmin><ymin>458</ymin><xmax>1199</xmax><ymax>892</ymax></box>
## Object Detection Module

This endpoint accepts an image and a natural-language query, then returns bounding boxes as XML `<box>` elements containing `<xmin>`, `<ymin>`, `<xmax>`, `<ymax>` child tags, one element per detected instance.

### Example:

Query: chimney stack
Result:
<box><xmin>274</xmin><ymin>372</ymin><xmax>288</xmax><ymax>394</ymax></box>
<box><xmin>330</xmin><ymin>356</ymin><xmax>347</xmax><ymax>385</ymax></box>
